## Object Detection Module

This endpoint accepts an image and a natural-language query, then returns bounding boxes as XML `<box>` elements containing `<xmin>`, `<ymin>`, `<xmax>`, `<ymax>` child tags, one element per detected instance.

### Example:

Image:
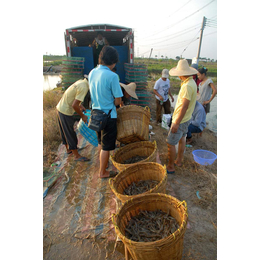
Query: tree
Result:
<box><xmin>176</xmin><ymin>56</ymin><xmax>180</xmax><ymax>60</ymax></box>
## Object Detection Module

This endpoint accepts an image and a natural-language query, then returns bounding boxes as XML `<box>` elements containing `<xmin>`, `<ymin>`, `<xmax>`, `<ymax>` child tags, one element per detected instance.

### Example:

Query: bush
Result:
<box><xmin>43</xmin><ymin>90</ymin><xmax>63</xmax><ymax>110</ymax></box>
<box><xmin>43</xmin><ymin>90</ymin><xmax>63</xmax><ymax>166</ymax></box>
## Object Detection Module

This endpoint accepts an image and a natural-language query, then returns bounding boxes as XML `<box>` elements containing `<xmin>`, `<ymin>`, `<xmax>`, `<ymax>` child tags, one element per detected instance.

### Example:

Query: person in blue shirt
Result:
<box><xmin>88</xmin><ymin>46</ymin><xmax>123</xmax><ymax>178</ymax></box>
<box><xmin>186</xmin><ymin>101</ymin><xmax>206</xmax><ymax>144</ymax></box>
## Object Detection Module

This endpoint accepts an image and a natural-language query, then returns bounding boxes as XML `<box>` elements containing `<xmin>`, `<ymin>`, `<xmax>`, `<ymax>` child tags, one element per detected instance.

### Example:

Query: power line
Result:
<box><xmin>206</xmin><ymin>20</ymin><xmax>217</xmax><ymax>25</ymax></box>
<box><xmin>168</xmin><ymin>0</ymin><xmax>193</xmax><ymax>18</ymax></box>
<box><xmin>137</xmin><ymin>22</ymin><xmax>201</xmax><ymax>43</ymax></box>
<box><xmin>205</xmin><ymin>18</ymin><xmax>217</xmax><ymax>29</ymax></box>
<box><xmin>208</xmin><ymin>15</ymin><xmax>217</xmax><ymax>19</ymax></box>
<box><xmin>155</xmin><ymin>38</ymin><xmax>199</xmax><ymax>54</ymax></box>
<box><xmin>180</xmin><ymin>29</ymin><xmax>201</xmax><ymax>56</ymax></box>
<box><xmin>204</xmin><ymin>31</ymin><xmax>217</xmax><ymax>37</ymax></box>
<box><xmin>206</xmin><ymin>25</ymin><xmax>217</xmax><ymax>28</ymax></box>
<box><xmin>138</xmin><ymin>37</ymin><xmax>200</xmax><ymax>57</ymax></box>
<box><xmin>140</xmin><ymin>0</ymin><xmax>194</xmax><ymax>40</ymax></box>
<box><xmin>139</xmin><ymin>0</ymin><xmax>216</xmax><ymax>40</ymax></box>
<box><xmin>137</xmin><ymin>25</ymin><xmax>201</xmax><ymax>47</ymax></box>
<box><xmin>207</xmin><ymin>19</ymin><xmax>217</xmax><ymax>23</ymax></box>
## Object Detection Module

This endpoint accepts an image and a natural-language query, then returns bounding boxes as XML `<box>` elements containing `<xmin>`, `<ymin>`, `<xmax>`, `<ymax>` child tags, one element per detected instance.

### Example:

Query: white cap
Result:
<box><xmin>162</xmin><ymin>69</ymin><xmax>169</xmax><ymax>78</ymax></box>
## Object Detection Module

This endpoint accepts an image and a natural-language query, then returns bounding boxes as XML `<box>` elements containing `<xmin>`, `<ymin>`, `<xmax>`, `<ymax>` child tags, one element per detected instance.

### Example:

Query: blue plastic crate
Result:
<box><xmin>77</xmin><ymin>110</ymin><xmax>98</xmax><ymax>147</ymax></box>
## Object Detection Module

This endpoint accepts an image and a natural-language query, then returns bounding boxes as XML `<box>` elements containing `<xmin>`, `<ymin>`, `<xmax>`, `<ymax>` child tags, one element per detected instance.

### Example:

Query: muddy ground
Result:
<box><xmin>43</xmin><ymin>66</ymin><xmax>62</xmax><ymax>74</ymax></box>
<box><xmin>43</xmin><ymin>89</ymin><xmax>217</xmax><ymax>260</ymax></box>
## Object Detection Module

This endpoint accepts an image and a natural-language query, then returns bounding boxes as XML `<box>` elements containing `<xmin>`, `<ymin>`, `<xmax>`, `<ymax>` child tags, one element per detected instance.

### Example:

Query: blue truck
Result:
<box><xmin>64</xmin><ymin>24</ymin><xmax>134</xmax><ymax>83</ymax></box>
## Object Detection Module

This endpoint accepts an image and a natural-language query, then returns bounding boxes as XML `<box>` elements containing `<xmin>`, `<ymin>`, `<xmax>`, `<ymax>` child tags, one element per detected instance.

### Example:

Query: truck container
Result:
<box><xmin>64</xmin><ymin>24</ymin><xmax>134</xmax><ymax>83</ymax></box>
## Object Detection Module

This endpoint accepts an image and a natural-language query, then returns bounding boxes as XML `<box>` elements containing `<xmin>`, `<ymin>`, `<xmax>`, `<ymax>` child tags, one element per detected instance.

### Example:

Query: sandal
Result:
<box><xmin>167</xmin><ymin>169</ymin><xmax>175</xmax><ymax>174</ymax></box>
<box><xmin>75</xmin><ymin>156</ymin><xmax>90</xmax><ymax>162</ymax></box>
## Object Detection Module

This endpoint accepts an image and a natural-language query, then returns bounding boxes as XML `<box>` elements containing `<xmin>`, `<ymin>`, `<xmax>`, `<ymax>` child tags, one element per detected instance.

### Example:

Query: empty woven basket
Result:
<box><xmin>117</xmin><ymin>105</ymin><xmax>151</xmax><ymax>144</ymax></box>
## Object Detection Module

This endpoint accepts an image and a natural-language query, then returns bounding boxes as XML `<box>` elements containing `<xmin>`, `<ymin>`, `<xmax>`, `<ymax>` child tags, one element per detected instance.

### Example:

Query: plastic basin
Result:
<box><xmin>192</xmin><ymin>149</ymin><xmax>217</xmax><ymax>165</ymax></box>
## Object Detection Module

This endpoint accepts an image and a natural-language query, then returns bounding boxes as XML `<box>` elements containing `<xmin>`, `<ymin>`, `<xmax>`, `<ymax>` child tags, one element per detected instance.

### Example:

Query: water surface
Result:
<box><xmin>43</xmin><ymin>75</ymin><xmax>61</xmax><ymax>91</ymax></box>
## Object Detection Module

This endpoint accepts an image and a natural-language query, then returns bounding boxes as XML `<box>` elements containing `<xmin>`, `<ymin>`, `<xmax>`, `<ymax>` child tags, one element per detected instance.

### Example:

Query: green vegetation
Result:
<box><xmin>43</xmin><ymin>89</ymin><xmax>63</xmax><ymax>166</ymax></box>
<box><xmin>43</xmin><ymin>55</ymin><xmax>66</xmax><ymax>66</ymax></box>
<box><xmin>135</xmin><ymin>57</ymin><xmax>217</xmax><ymax>95</ymax></box>
<box><xmin>135</xmin><ymin>57</ymin><xmax>217</xmax><ymax>79</ymax></box>
<box><xmin>43</xmin><ymin>55</ymin><xmax>217</xmax><ymax>78</ymax></box>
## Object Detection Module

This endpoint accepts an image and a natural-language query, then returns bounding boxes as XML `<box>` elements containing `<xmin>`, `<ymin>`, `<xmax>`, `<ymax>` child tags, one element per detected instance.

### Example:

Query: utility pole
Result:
<box><xmin>196</xmin><ymin>16</ymin><xmax>206</xmax><ymax>65</ymax></box>
<box><xmin>149</xmin><ymin>48</ymin><xmax>153</xmax><ymax>59</ymax></box>
<box><xmin>147</xmin><ymin>48</ymin><xmax>153</xmax><ymax>66</ymax></box>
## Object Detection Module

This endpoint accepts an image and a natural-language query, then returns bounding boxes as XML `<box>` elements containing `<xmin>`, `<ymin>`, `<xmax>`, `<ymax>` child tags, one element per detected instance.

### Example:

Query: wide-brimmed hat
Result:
<box><xmin>169</xmin><ymin>59</ymin><xmax>198</xmax><ymax>76</ymax></box>
<box><xmin>120</xmin><ymin>82</ymin><xmax>138</xmax><ymax>99</ymax></box>
<box><xmin>162</xmin><ymin>69</ymin><xmax>169</xmax><ymax>78</ymax></box>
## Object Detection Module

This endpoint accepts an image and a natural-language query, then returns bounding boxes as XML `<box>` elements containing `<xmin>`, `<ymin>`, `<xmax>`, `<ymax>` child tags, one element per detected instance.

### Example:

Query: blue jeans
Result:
<box><xmin>187</xmin><ymin>124</ymin><xmax>202</xmax><ymax>139</ymax></box>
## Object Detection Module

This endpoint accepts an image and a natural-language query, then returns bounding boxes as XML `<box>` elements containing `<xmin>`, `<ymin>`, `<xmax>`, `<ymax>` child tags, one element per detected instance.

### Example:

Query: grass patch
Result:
<box><xmin>43</xmin><ymin>55</ymin><xmax>66</xmax><ymax>66</ymax></box>
<box><xmin>43</xmin><ymin>89</ymin><xmax>63</xmax><ymax>166</ymax></box>
<box><xmin>136</xmin><ymin>58</ymin><xmax>217</xmax><ymax>86</ymax></box>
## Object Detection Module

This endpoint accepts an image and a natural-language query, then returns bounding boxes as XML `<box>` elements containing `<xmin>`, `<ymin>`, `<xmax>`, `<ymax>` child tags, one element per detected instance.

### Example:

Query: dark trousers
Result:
<box><xmin>186</xmin><ymin>124</ymin><xmax>202</xmax><ymax>139</ymax></box>
<box><xmin>57</xmin><ymin>111</ymin><xmax>78</xmax><ymax>150</ymax></box>
<box><xmin>156</xmin><ymin>99</ymin><xmax>171</xmax><ymax>123</ymax></box>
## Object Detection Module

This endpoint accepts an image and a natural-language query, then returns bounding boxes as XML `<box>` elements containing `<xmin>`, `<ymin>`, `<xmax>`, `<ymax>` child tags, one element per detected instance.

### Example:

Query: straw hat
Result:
<box><xmin>169</xmin><ymin>59</ymin><xmax>198</xmax><ymax>76</ymax></box>
<box><xmin>120</xmin><ymin>82</ymin><xmax>138</xmax><ymax>99</ymax></box>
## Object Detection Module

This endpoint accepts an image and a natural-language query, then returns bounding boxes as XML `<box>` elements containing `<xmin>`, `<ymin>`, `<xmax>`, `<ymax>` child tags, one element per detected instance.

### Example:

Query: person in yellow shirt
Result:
<box><xmin>166</xmin><ymin>59</ymin><xmax>198</xmax><ymax>173</ymax></box>
<box><xmin>56</xmin><ymin>77</ymin><xmax>90</xmax><ymax>161</ymax></box>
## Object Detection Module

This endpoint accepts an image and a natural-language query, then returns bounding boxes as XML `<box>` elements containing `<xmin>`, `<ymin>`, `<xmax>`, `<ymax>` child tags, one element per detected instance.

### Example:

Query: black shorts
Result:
<box><xmin>96</xmin><ymin>118</ymin><xmax>117</xmax><ymax>151</ymax></box>
<box><xmin>204</xmin><ymin>102</ymin><xmax>210</xmax><ymax>113</ymax></box>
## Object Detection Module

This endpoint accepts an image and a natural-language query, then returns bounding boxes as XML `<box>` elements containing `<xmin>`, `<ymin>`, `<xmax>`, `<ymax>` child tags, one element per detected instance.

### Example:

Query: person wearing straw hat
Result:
<box><xmin>153</xmin><ymin>69</ymin><xmax>174</xmax><ymax>125</ymax></box>
<box><xmin>166</xmin><ymin>59</ymin><xmax>198</xmax><ymax>174</ymax></box>
<box><xmin>119</xmin><ymin>82</ymin><xmax>138</xmax><ymax>106</ymax></box>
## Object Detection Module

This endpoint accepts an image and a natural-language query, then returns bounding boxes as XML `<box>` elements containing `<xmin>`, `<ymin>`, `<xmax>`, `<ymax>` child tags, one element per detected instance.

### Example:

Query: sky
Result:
<box><xmin>42</xmin><ymin>0</ymin><xmax>217</xmax><ymax>60</ymax></box>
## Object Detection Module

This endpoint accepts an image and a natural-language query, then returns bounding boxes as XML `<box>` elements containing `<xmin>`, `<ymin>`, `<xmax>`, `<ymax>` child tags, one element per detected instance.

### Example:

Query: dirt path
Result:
<box><xmin>148</xmin><ymin>96</ymin><xmax>217</xmax><ymax>259</ymax></box>
<box><xmin>43</xmin><ymin>94</ymin><xmax>217</xmax><ymax>259</ymax></box>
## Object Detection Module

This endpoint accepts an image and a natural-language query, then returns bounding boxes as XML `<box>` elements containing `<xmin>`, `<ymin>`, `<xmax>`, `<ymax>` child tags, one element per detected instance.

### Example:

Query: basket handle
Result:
<box><xmin>109</xmin><ymin>178</ymin><xmax>114</xmax><ymax>187</ymax></box>
<box><xmin>163</xmin><ymin>164</ymin><xmax>167</xmax><ymax>172</ymax></box>
<box><xmin>153</xmin><ymin>140</ymin><xmax>157</xmax><ymax>149</ymax></box>
<box><xmin>111</xmin><ymin>213</ymin><xmax>117</xmax><ymax>226</ymax></box>
<box><xmin>144</xmin><ymin>106</ymin><xmax>150</xmax><ymax>113</ymax></box>
<box><xmin>177</xmin><ymin>200</ymin><xmax>187</xmax><ymax>210</ymax></box>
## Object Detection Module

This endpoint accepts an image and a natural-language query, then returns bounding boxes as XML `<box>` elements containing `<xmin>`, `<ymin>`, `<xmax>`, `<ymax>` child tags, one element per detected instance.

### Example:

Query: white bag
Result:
<box><xmin>161</xmin><ymin>114</ymin><xmax>172</xmax><ymax>130</ymax></box>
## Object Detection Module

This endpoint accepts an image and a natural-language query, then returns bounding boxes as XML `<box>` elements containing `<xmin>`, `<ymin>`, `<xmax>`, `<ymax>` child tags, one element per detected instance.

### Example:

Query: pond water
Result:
<box><xmin>170</xmin><ymin>94</ymin><xmax>217</xmax><ymax>134</ymax></box>
<box><xmin>43</xmin><ymin>75</ymin><xmax>61</xmax><ymax>91</ymax></box>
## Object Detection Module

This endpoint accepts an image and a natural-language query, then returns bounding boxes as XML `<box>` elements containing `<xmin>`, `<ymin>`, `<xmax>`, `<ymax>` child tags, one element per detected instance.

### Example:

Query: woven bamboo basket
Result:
<box><xmin>109</xmin><ymin>162</ymin><xmax>167</xmax><ymax>203</ymax></box>
<box><xmin>112</xmin><ymin>193</ymin><xmax>188</xmax><ymax>260</ymax></box>
<box><xmin>110</xmin><ymin>141</ymin><xmax>157</xmax><ymax>172</ymax></box>
<box><xmin>117</xmin><ymin>105</ymin><xmax>150</xmax><ymax>144</ymax></box>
